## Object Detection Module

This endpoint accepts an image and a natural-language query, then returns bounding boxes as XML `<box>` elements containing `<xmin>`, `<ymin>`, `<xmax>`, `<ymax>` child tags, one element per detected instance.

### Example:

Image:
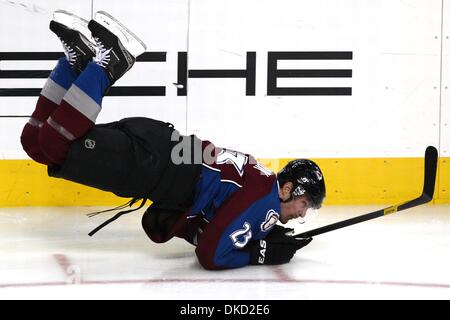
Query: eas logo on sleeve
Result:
<box><xmin>260</xmin><ymin>209</ymin><xmax>279</xmax><ymax>232</ymax></box>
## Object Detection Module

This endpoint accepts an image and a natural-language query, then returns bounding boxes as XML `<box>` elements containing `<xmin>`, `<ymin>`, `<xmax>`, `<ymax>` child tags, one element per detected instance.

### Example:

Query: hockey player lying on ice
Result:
<box><xmin>20</xmin><ymin>11</ymin><xmax>326</xmax><ymax>270</ymax></box>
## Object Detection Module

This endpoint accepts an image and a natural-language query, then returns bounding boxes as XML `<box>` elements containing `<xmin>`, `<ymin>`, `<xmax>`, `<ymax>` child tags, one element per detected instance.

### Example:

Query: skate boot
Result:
<box><xmin>88</xmin><ymin>11</ymin><xmax>147</xmax><ymax>84</ymax></box>
<box><xmin>50</xmin><ymin>10</ymin><xmax>96</xmax><ymax>74</ymax></box>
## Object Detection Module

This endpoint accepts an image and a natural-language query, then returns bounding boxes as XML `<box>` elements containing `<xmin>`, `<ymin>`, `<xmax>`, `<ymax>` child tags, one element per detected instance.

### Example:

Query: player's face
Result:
<box><xmin>279</xmin><ymin>195</ymin><xmax>312</xmax><ymax>224</ymax></box>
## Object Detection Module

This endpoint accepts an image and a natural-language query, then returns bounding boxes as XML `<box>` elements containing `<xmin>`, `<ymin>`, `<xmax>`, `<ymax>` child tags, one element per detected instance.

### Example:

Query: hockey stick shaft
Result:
<box><xmin>294</xmin><ymin>146</ymin><xmax>438</xmax><ymax>239</ymax></box>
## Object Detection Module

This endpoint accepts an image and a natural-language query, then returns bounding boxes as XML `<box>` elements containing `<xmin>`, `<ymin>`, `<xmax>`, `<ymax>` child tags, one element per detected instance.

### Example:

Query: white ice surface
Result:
<box><xmin>0</xmin><ymin>205</ymin><xmax>449</xmax><ymax>300</ymax></box>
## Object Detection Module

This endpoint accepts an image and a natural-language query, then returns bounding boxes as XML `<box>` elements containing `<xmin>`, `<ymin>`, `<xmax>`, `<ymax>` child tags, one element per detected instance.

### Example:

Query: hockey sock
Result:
<box><xmin>21</xmin><ymin>58</ymin><xmax>78</xmax><ymax>165</ymax></box>
<box><xmin>39</xmin><ymin>62</ymin><xmax>110</xmax><ymax>164</ymax></box>
<box><xmin>34</xmin><ymin>57</ymin><xmax>78</xmax><ymax>121</ymax></box>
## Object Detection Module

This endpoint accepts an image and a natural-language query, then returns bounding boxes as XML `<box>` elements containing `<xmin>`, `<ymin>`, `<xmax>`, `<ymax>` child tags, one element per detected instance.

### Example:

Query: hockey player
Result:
<box><xmin>20</xmin><ymin>11</ymin><xmax>326</xmax><ymax>270</ymax></box>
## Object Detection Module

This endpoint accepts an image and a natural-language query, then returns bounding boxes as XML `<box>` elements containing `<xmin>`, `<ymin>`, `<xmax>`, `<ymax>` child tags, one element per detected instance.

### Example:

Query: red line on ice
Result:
<box><xmin>1</xmin><ymin>278</ymin><xmax>450</xmax><ymax>289</ymax></box>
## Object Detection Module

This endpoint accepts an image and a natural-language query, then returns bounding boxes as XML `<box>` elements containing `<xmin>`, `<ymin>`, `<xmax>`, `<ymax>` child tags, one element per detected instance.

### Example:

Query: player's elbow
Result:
<box><xmin>196</xmin><ymin>251</ymin><xmax>218</xmax><ymax>270</ymax></box>
<box><xmin>195</xmin><ymin>247</ymin><xmax>223</xmax><ymax>270</ymax></box>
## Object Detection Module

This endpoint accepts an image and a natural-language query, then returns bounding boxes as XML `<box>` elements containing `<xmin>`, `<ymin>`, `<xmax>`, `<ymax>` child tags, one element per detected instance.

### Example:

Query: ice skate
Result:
<box><xmin>88</xmin><ymin>11</ymin><xmax>147</xmax><ymax>83</ymax></box>
<box><xmin>50</xmin><ymin>10</ymin><xmax>96</xmax><ymax>74</ymax></box>
<box><xmin>94</xmin><ymin>11</ymin><xmax>147</xmax><ymax>58</ymax></box>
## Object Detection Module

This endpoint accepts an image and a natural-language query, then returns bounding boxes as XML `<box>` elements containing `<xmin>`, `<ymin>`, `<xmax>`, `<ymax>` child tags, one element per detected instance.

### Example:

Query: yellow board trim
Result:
<box><xmin>0</xmin><ymin>157</ymin><xmax>448</xmax><ymax>206</ymax></box>
<box><xmin>0</xmin><ymin>160</ymin><xmax>127</xmax><ymax>207</ymax></box>
<box><xmin>383</xmin><ymin>205</ymin><xmax>398</xmax><ymax>215</ymax></box>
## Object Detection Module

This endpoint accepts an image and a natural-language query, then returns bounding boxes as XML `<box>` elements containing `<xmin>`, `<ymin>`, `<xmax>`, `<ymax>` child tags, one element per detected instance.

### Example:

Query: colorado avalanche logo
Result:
<box><xmin>260</xmin><ymin>209</ymin><xmax>279</xmax><ymax>232</ymax></box>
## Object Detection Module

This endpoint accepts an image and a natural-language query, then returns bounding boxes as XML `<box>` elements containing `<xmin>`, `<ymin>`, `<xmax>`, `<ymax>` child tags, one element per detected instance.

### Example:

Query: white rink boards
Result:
<box><xmin>0</xmin><ymin>0</ymin><xmax>449</xmax><ymax>159</ymax></box>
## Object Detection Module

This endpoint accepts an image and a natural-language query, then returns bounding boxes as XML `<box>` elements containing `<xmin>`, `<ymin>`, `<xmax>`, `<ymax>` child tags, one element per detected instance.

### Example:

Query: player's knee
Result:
<box><xmin>38</xmin><ymin>122</ymin><xmax>70</xmax><ymax>165</ymax></box>
<box><xmin>20</xmin><ymin>122</ymin><xmax>52</xmax><ymax>165</ymax></box>
<box><xmin>20</xmin><ymin>123</ymin><xmax>38</xmax><ymax>153</ymax></box>
<box><xmin>195</xmin><ymin>248</ymin><xmax>219</xmax><ymax>270</ymax></box>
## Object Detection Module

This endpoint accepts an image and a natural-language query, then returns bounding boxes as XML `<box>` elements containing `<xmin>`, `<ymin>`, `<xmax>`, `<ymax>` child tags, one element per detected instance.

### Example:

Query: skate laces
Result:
<box><xmin>61</xmin><ymin>40</ymin><xmax>78</xmax><ymax>66</ymax></box>
<box><xmin>93</xmin><ymin>37</ymin><xmax>112</xmax><ymax>67</ymax></box>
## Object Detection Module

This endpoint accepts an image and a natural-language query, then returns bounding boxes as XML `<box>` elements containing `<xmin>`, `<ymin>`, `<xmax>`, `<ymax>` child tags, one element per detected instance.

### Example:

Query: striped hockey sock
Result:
<box><xmin>34</xmin><ymin>57</ymin><xmax>78</xmax><ymax>123</ymax></box>
<box><xmin>21</xmin><ymin>58</ymin><xmax>77</xmax><ymax>164</ymax></box>
<box><xmin>39</xmin><ymin>62</ymin><xmax>110</xmax><ymax>164</ymax></box>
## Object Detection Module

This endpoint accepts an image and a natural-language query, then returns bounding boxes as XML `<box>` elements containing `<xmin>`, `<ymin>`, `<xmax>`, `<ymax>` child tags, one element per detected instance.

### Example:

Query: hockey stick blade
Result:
<box><xmin>293</xmin><ymin>146</ymin><xmax>438</xmax><ymax>239</ymax></box>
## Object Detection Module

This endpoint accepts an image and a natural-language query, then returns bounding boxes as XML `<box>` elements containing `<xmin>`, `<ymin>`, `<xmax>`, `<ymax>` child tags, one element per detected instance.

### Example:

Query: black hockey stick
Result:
<box><xmin>293</xmin><ymin>146</ymin><xmax>438</xmax><ymax>239</ymax></box>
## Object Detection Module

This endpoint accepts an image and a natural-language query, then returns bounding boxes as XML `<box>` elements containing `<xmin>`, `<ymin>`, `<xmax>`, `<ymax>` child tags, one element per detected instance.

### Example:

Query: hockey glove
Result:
<box><xmin>248</xmin><ymin>225</ymin><xmax>312</xmax><ymax>265</ymax></box>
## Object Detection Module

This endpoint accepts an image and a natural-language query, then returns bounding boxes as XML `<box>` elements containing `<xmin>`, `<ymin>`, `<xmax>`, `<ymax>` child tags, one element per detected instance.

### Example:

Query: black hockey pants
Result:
<box><xmin>48</xmin><ymin>117</ymin><xmax>201</xmax><ymax>206</ymax></box>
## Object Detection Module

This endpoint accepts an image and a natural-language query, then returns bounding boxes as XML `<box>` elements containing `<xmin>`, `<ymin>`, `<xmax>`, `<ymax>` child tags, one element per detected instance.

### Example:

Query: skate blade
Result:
<box><xmin>53</xmin><ymin>10</ymin><xmax>93</xmax><ymax>42</ymax></box>
<box><xmin>94</xmin><ymin>11</ymin><xmax>147</xmax><ymax>58</ymax></box>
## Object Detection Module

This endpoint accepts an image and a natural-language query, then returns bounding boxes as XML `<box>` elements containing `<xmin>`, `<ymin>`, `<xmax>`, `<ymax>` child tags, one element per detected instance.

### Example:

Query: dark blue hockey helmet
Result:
<box><xmin>277</xmin><ymin>159</ymin><xmax>326</xmax><ymax>209</ymax></box>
